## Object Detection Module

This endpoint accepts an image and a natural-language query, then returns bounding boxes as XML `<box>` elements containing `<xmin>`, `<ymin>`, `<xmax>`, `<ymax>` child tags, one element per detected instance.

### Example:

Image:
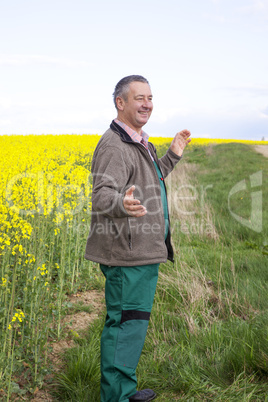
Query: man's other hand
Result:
<box><xmin>170</xmin><ymin>129</ymin><xmax>191</xmax><ymax>157</ymax></box>
<box><xmin>123</xmin><ymin>185</ymin><xmax>147</xmax><ymax>217</ymax></box>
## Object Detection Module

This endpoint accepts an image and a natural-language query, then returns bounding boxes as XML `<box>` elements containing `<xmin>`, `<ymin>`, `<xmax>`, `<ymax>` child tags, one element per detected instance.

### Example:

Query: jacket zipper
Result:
<box><xmin>127</xmin><ymin>217</ymin><xmax>132</xmax><ymax>250</ymax></box>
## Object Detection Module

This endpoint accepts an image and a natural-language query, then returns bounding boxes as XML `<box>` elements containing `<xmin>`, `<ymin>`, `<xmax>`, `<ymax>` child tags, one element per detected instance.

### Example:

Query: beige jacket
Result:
<box><xmin>84</xmin><ymin>121</ymin><xmax>181</xmax><ymax>266</ymax></box>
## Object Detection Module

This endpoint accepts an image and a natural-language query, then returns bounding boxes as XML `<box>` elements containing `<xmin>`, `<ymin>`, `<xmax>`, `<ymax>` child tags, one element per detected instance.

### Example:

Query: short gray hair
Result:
<box><xmin>113</xmin><ymin>75</ymin><xmax>150</xmax><ymax>109</ymax></box>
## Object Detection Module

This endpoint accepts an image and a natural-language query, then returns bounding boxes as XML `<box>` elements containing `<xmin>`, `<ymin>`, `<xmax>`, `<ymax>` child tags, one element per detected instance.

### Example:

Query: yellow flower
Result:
<box><xmin>8</xmin><ymin>309</ymin><xmax>25</xmax><ymax>328</ymax></box>
<box><xmin>1</xmin><ymin>277</ymin><xmax>7</xmax><ymax>287</ymax></box>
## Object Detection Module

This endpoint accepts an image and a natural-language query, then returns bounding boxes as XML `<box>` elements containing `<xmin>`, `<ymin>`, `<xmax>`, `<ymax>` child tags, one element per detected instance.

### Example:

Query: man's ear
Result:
<box><xmin>116</xmin><ymin>96</ymin><xmax>125</xmax><ymax>111</ymax></box>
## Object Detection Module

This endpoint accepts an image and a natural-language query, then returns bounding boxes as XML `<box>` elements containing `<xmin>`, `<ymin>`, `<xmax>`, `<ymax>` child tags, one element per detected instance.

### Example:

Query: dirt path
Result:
<box><xmin>254</xmin><ymin>145</ymin><xmax>268</xmax><ymax>158</ymax></box>
<box><xmin>30</xmin><ymin>289</ymin><xmax>104</xmax><ymax>401</ymax></box>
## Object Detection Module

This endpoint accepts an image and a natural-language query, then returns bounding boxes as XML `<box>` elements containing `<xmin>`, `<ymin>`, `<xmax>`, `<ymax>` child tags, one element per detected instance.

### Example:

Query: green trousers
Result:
<box><xmin>100</xmin><ymin>263</ymin><xmax>159</xmax><ymax>402</ymax></box>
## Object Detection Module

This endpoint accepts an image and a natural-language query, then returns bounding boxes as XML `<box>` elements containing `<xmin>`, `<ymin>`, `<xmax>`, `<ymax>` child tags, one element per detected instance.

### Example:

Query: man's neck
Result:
<box><xmin>116</xmin><ymin>116</ymin><xmax>142</xmax><ymax>135</ymax></box>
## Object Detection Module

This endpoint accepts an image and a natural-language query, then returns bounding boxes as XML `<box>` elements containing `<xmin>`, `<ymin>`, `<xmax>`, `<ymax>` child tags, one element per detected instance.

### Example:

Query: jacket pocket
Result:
<box><xmin>111</xmin><ymin>217</ymin><xmax>133</xmax><ymax>258</ymax></box>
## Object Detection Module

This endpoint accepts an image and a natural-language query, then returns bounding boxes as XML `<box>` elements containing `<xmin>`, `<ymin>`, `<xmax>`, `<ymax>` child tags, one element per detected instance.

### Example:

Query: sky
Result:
<box><xmin>0</xmin><ymin>0</ymin><xmax>268</xmax><ymax>139</ymax></box>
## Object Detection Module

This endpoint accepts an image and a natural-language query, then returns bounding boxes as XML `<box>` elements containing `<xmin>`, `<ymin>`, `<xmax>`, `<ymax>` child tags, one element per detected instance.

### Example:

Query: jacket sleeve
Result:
<box><xmin>149</xmin><ymin>143</ymin><xmax>182</xmax><ymax>179</ymax></box>
<box><xmin>91</xmin><ymin>145</ymin><xmax>131</xmax><ymax>218</ymax></box>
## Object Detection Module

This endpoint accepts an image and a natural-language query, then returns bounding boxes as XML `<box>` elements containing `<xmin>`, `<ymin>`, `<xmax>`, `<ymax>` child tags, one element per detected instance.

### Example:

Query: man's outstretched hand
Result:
<box><xmin>170</xmin><ymin>129</ymin><xmax>191</xmax><ymax>157</ymax></box>
<box><xmin>123</xmin><ymin>185</ymin><xmax>147</xmax><ymax>217</ymax></box>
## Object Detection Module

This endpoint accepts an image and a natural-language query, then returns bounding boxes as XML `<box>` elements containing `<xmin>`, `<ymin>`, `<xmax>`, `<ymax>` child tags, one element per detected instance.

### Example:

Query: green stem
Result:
<box><xmin>7</xmin><ymin>336</ymin><xmax>15</xmax><ymax>402</ymax></box>
<box><xmin>34</xmin><ymin>319</ymin><xmax>39</xmax><ymax>383</ymax></box>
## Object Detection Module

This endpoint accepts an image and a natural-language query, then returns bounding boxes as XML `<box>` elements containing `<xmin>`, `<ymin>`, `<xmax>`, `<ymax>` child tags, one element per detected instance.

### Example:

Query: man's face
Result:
<box><xmin>116</xmin><ymin>81</ymin><xmax>153</xmax><ymax>133</ymax></box>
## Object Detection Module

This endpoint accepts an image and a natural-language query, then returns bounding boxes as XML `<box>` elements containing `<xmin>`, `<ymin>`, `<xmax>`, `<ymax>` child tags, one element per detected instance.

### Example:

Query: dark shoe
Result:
<box><xmin>129</xmin><ymin>388</ymin><xmax>157</xmax><ymax>401</ymax></box>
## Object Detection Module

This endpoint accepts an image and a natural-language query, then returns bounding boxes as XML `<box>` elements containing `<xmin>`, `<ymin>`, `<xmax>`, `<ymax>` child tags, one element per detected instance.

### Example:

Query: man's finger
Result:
<box><xmin>128</xmin><ymin>208</ymin><xmax>147</xmax><ymax>217</ymax></box>
<box><xmin>125</xmin><ymin>185</ymin><xmax>135</xmax><ymax>198</ymax></box>
<box><xmin>124</xmin><ymin>198</ymin><xmax>141</xmax><ymax>206</ymax></box>
<box><xmin>132</xmin><ymin>210</ymin><xmax>147</xmax><ymax>217</ymax></box>
<box><xmin>127</xmin><ymin>204</ymin><xmax>146</xmax><ymax>212</ymax></box>
<box><xmin>178</xmin><ymin>129</ymin><xmax>191</xmax><ymax>138</ymax></box>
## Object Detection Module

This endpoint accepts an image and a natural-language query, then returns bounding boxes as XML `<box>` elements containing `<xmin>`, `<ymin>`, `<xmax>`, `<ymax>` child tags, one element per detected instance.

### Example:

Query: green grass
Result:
<box><xmin>52</xmin><ymin>143</ymin><xmax>268</xmax><ymax>401</ymax></box>
<box><xmin>64</xmin><ymin>301</ymin><xmax>94</xmax><ymax>315</ymax></box>
<box><xmin>185</xmin><ymin>143</ymin><xmax>267</xmax><ymax>245</ymax></box>
<box><xmin>52</xmin><ymin>318</ymin><xmax>102</xmax><ymax>401</ymax></box>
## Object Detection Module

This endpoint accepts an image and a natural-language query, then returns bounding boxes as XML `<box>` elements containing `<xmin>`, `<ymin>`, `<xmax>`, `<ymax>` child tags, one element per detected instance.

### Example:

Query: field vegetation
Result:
<box><xmin>0</xmin><ymin>135</ymin><xmax>267</xmax><ymax>401</ymax></box>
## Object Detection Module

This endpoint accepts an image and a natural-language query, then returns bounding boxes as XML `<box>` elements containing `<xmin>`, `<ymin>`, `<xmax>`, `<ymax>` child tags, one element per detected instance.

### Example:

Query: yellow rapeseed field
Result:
<box><xmin>153</xmin><ymin>137</ymin><xmax>268</xmax><ymax>146</ymax></box>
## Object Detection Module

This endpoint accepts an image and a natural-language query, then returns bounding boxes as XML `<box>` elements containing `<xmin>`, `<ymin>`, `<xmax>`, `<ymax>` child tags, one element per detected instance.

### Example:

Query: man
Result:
<box><xmin>85</xmin><ymin>75</ymin><xmax>191</xmax><ymax>402</ymax></box>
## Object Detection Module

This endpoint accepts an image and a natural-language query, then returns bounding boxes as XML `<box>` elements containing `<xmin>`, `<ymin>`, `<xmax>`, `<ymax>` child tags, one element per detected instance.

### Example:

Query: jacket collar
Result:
<box><xmin>110</xmin><ymin>120</ymin><xmax>134</xmax><ymax>144</ymax></box>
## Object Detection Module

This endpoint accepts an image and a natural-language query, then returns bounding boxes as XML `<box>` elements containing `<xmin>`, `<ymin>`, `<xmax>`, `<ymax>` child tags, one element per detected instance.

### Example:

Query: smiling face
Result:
<box><xmin>116</xmin><ymin>81</ymin><xmax>153</xmax><ymax>134</ymax></box>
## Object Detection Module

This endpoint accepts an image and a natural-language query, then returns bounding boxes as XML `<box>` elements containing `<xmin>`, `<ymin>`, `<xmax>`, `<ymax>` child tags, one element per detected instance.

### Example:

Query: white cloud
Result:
<box><xmin>236</xmin><ymin>0</ymin><xmax>268</xmax><ymax>17</ymax></box>
<box><xmin>261</xmin><ymin>106</ymin><xmax>268</xmax><ymax>117</ymax></box>
<box><xmin>0</xmin><ymin>54</ymin><xmax>92</xmax><ymax>68</ymax></box>
<box><xmin>202</xmin><ymin>12</ymin><xmax>226</xmax><ymax>23</ymax></box>
<box><xmin>151</xmin><ymin>107</ymin><xmax>192</xmax><ymax>124</ymax></box>
<box><xmin>0</xmin><ymin>119</ymin><xmax>12</xmax><ymax>126</ymax></box>
<box><xmin>227</xmin><ymin>84</ymin><xmax>268</xmax><ymax>97</ymax></box>
<box><xmin>0</xmin><ymin>97</ymin><xmax>12</xmax><ymax>109</ymax></box>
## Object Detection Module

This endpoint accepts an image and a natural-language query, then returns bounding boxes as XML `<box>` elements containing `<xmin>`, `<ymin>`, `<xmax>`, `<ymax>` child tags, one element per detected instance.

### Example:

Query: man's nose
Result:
<box><xmin>142</xmin><ymin>99</ymin><xmax>153</xmax><ymax>109</ymax></box>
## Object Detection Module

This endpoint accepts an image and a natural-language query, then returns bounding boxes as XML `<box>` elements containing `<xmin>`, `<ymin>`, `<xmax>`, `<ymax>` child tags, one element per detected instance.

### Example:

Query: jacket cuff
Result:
<box><xmin>166</xmin><ymin>147</ymin><xmax>183</xmax><ymax>162</ymax></box>
<box><xmin>115</xmin><ymin>193</ymin><xmax>131</xmax><ymax>218</ymax></box>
